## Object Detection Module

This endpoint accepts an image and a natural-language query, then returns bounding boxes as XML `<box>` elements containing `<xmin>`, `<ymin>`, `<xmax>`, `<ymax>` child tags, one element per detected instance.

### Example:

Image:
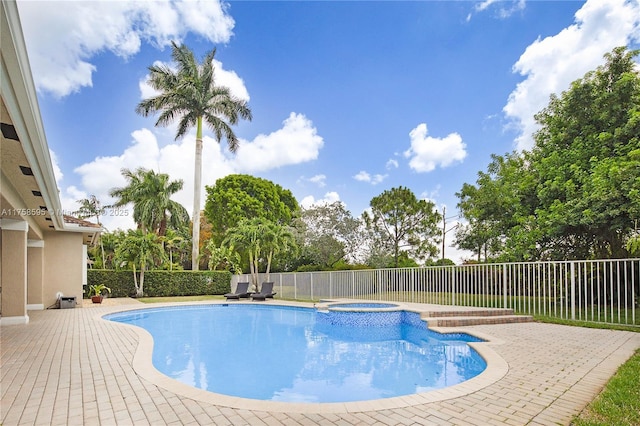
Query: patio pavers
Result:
<box><xmin>2</xmin><ymin>299</ymin><xmax>639</xmax><ymax>425</ymax></box>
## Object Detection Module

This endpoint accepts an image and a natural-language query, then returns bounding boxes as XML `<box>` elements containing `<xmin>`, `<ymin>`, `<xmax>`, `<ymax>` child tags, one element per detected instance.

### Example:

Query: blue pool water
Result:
<box><xmin>106</xmin><ymin>304</ymin><xmax>486</xmax><ymax>403</ymax></box>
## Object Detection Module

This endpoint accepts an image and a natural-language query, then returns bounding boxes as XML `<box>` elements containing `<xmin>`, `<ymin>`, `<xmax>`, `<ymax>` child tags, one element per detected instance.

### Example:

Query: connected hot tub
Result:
<box><xmin>328</xmin><ymin>302</ymin><xmax>400</xmax><ymax>310</ymax></box>
<box><xmin>316</xmin><ymin>301</ymin><xmax>406</xmax><ymax>327</ymax></box>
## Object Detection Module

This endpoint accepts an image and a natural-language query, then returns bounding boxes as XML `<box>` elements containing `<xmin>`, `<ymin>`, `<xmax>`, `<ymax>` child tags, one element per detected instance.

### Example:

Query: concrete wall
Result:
<box><xmin>43</xmin><ymin>231</ymin><xmax>84</xmax><ymax>308</ymax></box>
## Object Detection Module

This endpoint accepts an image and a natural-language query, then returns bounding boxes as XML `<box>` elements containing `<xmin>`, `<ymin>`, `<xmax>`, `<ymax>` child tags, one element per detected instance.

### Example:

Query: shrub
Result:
<box><xmin>87</xmin><ymin>270</ymin><xmax>231</xmax><ymax>298</ymax></box>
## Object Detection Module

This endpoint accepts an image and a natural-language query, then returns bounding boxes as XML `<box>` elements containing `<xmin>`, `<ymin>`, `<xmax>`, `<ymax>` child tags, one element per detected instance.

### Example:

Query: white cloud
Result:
<box><xmin>467</xmin><ymin>0</ymin><xmax>525</xmax><ymax>22</ymax></box>
<box><xmin>49</xmin><ymin>150</ymin><xmax>64</xmax><ymax>183</ymax></box>
<box><xmin>476</xmin><ymin>0</ymin><xmax>499</xmax><ymax>13</ymax></box>
<box><xmin>419</xmin><ymin>185</ymin><xmax>441</xmax><ymax>205</ymax></box>
<box><xmin>233</xmin><ymin>113</ymin><xmax>324</xmax><ymax>172</ymax></box>
<box><xmin>353</xmin><ymin>171</ymin><xmax>387</xmax><ymax>185</ymax></box>
<box><xmin>309</xmin><ymin>174</ymin><xmax>327</xmax><ymax>188</ymax></box>
<box><xmin>17</xmin><ymin>0</ymin><xmax>235</xmax><ymax>98</ymax></box>
<box><xmin>300</xmin><ymin>192</ymin><xmax>341</xmax><ymax>209</ymax></box>
<box><xmin>211</xmin><ymin>59</ymin><xmax>250</xmax><ymax>102</ymax></box>
<box><xmin>63</xmin><ymin>112</ymin><xmax>323</xmax><ymax>231</ymax></box>
<box><xmin>504</xmin><ymin>0</ymin><xmax>640</xmax><ymax>151</ymax></box>
<box><xmin>404</xmin><ymin>123</ymin><xmax>467</xmax><ymax>173</ymax></box>
<box><xmin>354</xmin><ymin>171</ymin><xmax>371</xmax><ymax>182</ymax></box>
<box><xmin>386</xmin><ymin>159</ymin><xmax>399</xmax><ymax>170</ymax></box>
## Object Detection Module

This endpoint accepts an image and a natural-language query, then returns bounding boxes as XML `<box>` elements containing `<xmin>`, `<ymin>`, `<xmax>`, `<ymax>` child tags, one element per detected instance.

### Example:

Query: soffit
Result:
<box><xmin>1</xmin><ymin>98</ymin><xmax>56</xmax><ymax>237</ymax></box>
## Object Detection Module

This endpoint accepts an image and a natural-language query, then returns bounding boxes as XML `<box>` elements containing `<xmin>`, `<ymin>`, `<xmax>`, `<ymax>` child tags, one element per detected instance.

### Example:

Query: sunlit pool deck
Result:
<box><xmin>2</xmin><ymin>298</ymin><xmax>639</xmax><ymax>425</ymax></box>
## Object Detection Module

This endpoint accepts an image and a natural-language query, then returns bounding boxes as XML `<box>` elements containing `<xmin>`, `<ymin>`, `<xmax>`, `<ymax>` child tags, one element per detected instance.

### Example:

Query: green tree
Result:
<box><xmin>221</xmin><ymin>218</ymin><xmax>295</xmax><ymax>290</ymax></box>
<box><xmin>204</xmin><ymin>241</ymin><xmax>241</xmax><ymax>273</ymax></box>
<box><xmin>362</xmin><ymin>186</ymin><xmax>441</xmax><ymax>267</ymax></box>
<box><xmin>457</xmin><ymin>46</ymin><xmax>640</xmax><ymax>261</ymax></box>
<box><xmin>161</xmin><ymin>229</ymin><xmax>184</xmax><ymax>270</ymax></box>
<box><xmin>75</xmin><ymin>194</ymin><xmax>106</xmax><ymax>267</ymax></box>
<box><xmin>222</xmin><ymin>218</ymin><xmax>264</xmax><ymax>290</ymax></box>
<box><xmin>455</xmin><ymin>152</ymin><xmax>538</xmax><ymax>261</ymax></box>
<box><xmin>204</xmin><ymin>174</ymin><xmax>299</xmax><ymax>245</ymax></box>
<box><xmin>293</xmin><ymin>202</ymin><xmax>366</xmax><ymax>268</ymax></box>
<box><xmin>136</xmin><ymin>41</ymin><xmax>252</xmax><ymax>270</ymax></box>
<box><xmin>96</xmin><ymin>230</ymin><xmax>126</xmax><ymax>269</ymax></box>
<box><xmin>261</xmin><ymin>220</ymin><xmax>297</xmax><ymax>281</ymax></box>
<box><xmin>109</xmin><ymin>168</ymin><xmax>189</xmax><ymax>237</ymax></box>
<box><xmin>115</xmin><ymin>229</ymin><xmax>166</xmax><ymax>297</ymax></box>
<box><xmin>529</xmin><ymin>46</ymin><xmax>640</xmax><ymax>258</ymax></box>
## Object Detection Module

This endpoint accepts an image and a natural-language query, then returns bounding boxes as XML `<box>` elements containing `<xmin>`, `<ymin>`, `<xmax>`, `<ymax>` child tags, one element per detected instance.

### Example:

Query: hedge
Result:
<box><xmin>87</xmin><ymin>269</ymin><xmax>232</xmax><ymax>298</ymax></box>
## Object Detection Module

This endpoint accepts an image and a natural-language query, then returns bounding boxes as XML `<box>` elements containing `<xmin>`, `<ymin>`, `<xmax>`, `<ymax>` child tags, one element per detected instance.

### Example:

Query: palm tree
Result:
<box><xmin>222</xmin><ymin>218</ymin><xmax>263</xmax><ymax>291</ymax></box>
<box><xmin>162</xmin><ymin>229</ymin><xmax>184</xmax><ymax>270</ymax></box>
<box><xmin>115</xmin><ymin>229</ymin><xmax>165</xmax><ymax>297</ymax></box>
<box><xmin>222</xmin><ymin>218</ymin><xmax>296</xmax><ymax>290</ymax></box>
<box><xmin>136</xmin><ymin>41</ymin><xmax>252</xmax><ymax>270</ymax></box>
<box><xmin>109</xmin><ymin>168</ymin><xmax>189</xmax><ymax>236</ymax></box>
<box><xmin>75</xmin><ymin>194</ymin><xmax>106</xmax><ymax>267</ymax></box>
<box><xmin>261</xmin><ymin>221</ymin><xmax>296</xmax><ymax>281</ymax></box>
<box><xmin>100</xmin><ymin>230</ymin><xmax>126</xmax><ymax>269</ymax></box>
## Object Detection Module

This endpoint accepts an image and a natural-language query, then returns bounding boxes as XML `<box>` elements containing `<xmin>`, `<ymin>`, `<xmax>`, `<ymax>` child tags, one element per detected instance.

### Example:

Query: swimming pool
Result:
<box><xmin>106</xmin><ymin>304</ymin><xmax>486</xmax><ymax>403</ymax></box>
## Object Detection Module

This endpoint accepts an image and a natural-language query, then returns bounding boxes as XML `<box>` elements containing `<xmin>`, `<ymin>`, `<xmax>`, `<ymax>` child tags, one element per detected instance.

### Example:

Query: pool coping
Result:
<box><xmin>100</xmin><ymin>299</ymin><xmax>509</xmax><ymax>414</ymax></box>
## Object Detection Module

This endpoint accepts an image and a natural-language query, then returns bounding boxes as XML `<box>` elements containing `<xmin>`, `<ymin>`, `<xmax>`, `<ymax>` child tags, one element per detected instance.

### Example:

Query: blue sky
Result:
<box><xmin>16</xmin><ymin>0</ymin><xmax>640</xmax><ymax>262</ymax></box>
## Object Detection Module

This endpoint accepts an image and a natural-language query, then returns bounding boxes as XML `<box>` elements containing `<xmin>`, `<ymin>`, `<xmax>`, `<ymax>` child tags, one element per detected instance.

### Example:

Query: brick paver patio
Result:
<box><xmin>2</xmin><ymin>298</ymin><xmax>639</xmax><ymax>425</ymax></box>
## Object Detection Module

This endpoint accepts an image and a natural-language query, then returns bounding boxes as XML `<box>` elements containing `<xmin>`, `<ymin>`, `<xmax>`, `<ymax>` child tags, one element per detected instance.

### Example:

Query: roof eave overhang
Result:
<box><xmin>1</xmin><ymin>1</ymin><xmax>64</xmax><ymax>230</ymax></box>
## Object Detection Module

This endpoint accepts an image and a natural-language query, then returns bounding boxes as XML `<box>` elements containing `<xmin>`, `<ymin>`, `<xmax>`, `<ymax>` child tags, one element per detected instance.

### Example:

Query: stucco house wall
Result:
<box><xmin>43</xmin><ymin>231</ymin><xmax>85</xmax><ymax>309</ymax></box>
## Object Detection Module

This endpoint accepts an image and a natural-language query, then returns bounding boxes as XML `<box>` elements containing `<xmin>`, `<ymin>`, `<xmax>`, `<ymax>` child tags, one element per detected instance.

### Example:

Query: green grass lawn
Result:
<box><xmin>572</xmin><ymin>348</ymin><xmax>640</xmax><ymax>426</ymax></box>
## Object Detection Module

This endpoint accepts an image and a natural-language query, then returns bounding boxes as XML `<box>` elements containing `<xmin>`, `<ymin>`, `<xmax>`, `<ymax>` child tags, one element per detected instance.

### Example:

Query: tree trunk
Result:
<box><xmin>132</xmin><ymin>264</ymin><xmax>139</xmax><ymax>296</ymax></box>
<box><xmin>248</xmin><ymin>251</ymin><xmax>258</xmax><ymax>291</ymax></box>
<box><xmin>266</xmin><ymin>250</ymin><xmax>273</xmax><ymax>282</ymax></box>
<box><xmin>138</xmin><ymin>263</ymin><xmax>145</xmax><ymax>297</ymax></box>
<box><xmin>192</xmin><ymin>118</ymin><xmax>204</xmax><ymax>270</ymax></box>
<box><xmin>159</xmin><ymin>218</ymin><xmax>167</xmax><ymax>237</ymax></box>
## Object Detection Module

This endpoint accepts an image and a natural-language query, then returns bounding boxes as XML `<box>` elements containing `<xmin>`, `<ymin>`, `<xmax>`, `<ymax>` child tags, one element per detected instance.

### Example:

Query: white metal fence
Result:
<box><xmin>233</xmin><ymin>259</ymin><xmax>639</xmax><ymax>326</ymax></box>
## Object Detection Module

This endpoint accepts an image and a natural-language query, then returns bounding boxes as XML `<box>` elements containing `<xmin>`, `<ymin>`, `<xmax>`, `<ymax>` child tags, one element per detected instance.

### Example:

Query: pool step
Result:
<box><xmin>421</xmin><ymin>308</ymin><xmax>516</xmax><ymax>318</ymax></box>
<box><xmin>424</xmin><ymin>314</ymin><xmax>533</xmax><ymax>327</ymax></box>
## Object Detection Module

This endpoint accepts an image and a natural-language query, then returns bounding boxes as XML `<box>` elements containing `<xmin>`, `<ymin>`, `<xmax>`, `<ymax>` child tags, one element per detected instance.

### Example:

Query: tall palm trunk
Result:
<box><xmin>192</xmin><ymin>117</ymin><xmax>203</xmax><ymax>270</ymax></box>
<box><xmin>94</xmin><ymin>213</ymin><xmax>105</xmax><ymax>268</ymax></box>
<box><xmin>132</xmin><ymin>263</ymin><xmax>139</xmax><ymax>295</ymax></box>
<box><xmin>248</xmin><ymin>250</ymin><xmax>258</xmax><ymax>291</ymax></box>
<box><xmin>138</xmin><ymin>263</ymin><xmax>146</xmax><ymax>297</ymax></box>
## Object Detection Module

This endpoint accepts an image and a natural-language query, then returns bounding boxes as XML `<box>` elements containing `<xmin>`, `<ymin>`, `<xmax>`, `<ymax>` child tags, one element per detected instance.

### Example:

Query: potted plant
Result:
<box><xmin>88</xmin><ymin>284</ymin><xmax>111</xmax><ymax>304</ymax></box>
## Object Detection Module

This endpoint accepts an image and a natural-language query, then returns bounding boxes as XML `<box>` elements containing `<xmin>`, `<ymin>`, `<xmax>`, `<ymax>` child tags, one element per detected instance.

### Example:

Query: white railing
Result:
<box><xmin>233</xmin><ymin>259</ymin><xmax>639</xmax><ymax>326</ymax></box>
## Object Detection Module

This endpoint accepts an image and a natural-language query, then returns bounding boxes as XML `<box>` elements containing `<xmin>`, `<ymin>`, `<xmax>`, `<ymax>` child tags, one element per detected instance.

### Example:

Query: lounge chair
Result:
<box><xmin>251</xmin><ymin>282</ymin><xmax>276</xmax><ymax>301</ymax></box>
<box><xmin>224</xmin><ymin>282</ymin><xmax>252</xmax><ymax>300</ymax></box>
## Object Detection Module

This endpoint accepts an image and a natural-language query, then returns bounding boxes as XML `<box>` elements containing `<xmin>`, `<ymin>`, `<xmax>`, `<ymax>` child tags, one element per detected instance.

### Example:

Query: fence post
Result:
<box><xmin>570</xmin><ymin>261</ymin><xmax>576</xmax><ymax>320</ymax></box>
<box><xmin>352</xmin><ymin>270</ymin><xmax>355</xmax><ymax>299</ymax></box>
<box><xmin>329</xmin><ymin>271</ymin><xmax>333</xmax><ymax>299</ymax></box>
<box><xmin>310</xmin><ymin>272</ymin><xmax>314</xmax><ymax>301</ymax></box>
<box><xmin>452</xmin><ymin>267</ymin><xmax>457</xmax><ymax>306</ymax></box>
<box><xmin>503</xmin><ymin>264</ymin><xmax>508</xmax><ymax>309</ymax></box>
